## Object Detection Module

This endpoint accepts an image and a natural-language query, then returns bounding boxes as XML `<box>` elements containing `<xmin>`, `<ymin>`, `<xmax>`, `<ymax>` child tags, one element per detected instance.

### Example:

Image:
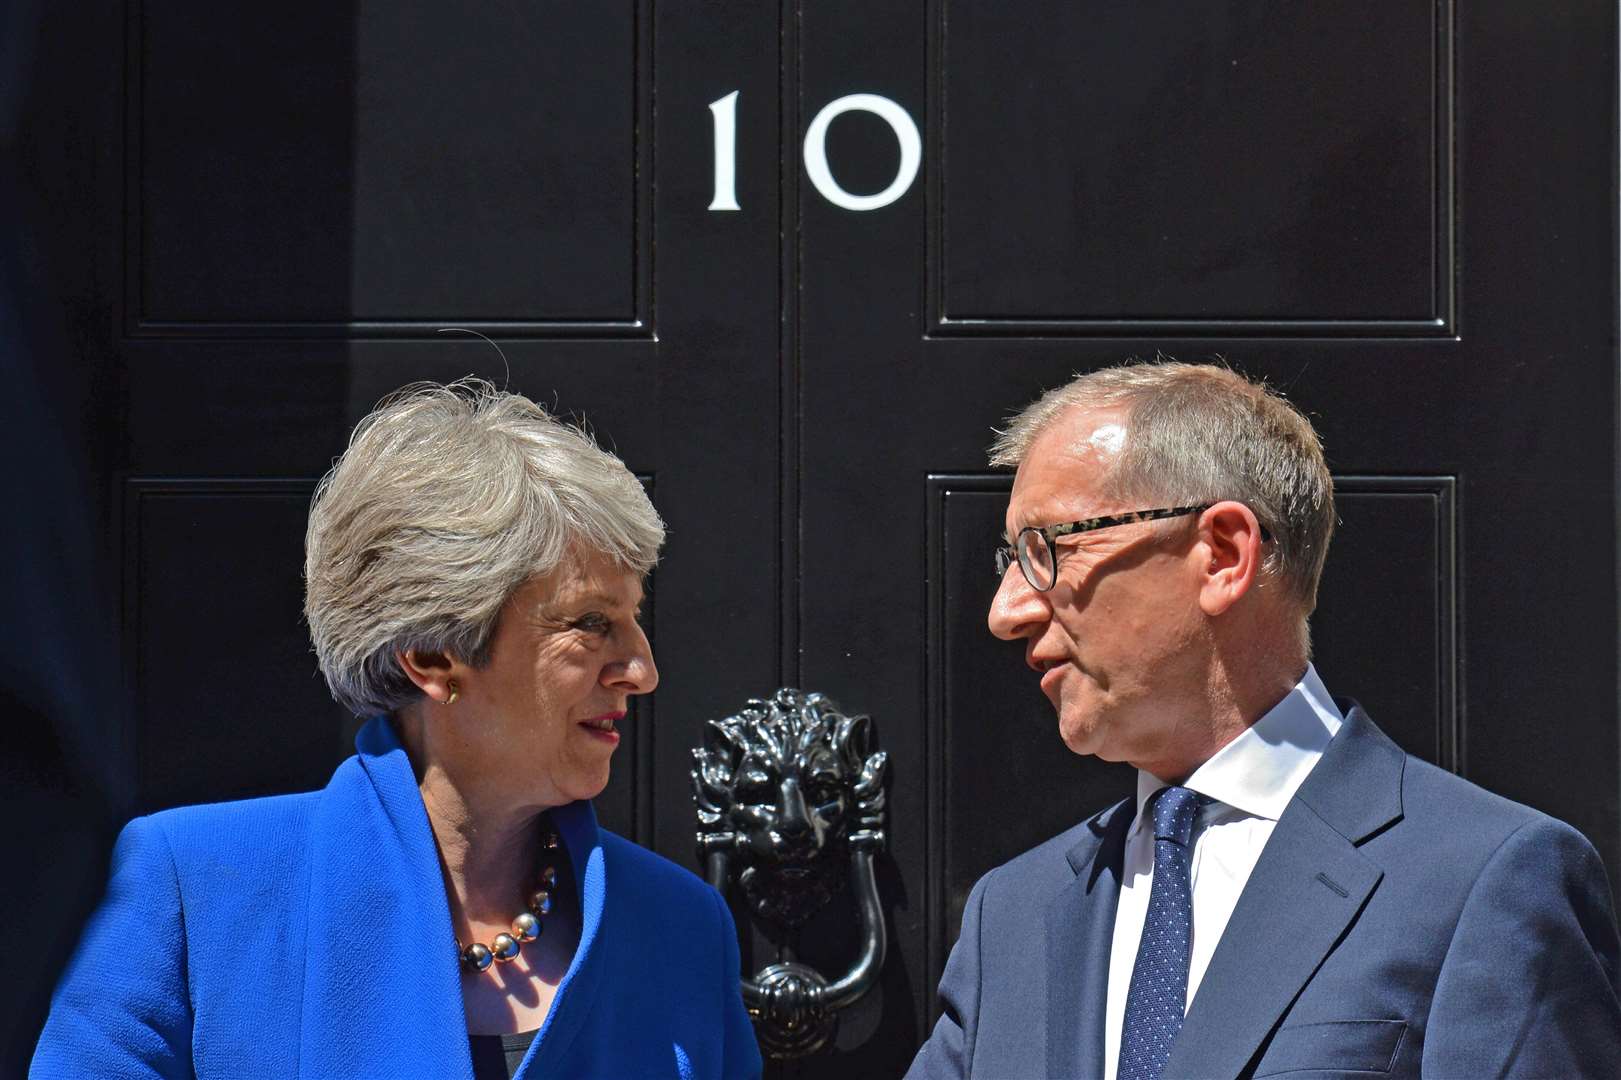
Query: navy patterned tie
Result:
<box><xmin>1117</xmin><ymin>785</ymin><xmax>1210</xmax><ymax>1080</ymax></box>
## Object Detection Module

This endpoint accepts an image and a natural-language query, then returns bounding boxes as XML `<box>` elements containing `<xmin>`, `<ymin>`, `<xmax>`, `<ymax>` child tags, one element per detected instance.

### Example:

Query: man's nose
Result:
<box><xmin>987</xmin><ymin>562</ymin><xmax>1049</xmax><ymax>640</ymax></box>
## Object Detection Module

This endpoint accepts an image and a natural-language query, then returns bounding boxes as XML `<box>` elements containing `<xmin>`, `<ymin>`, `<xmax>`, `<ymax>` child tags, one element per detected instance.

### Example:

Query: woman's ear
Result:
<box><xmin>396</xmin><ymin>648</ymin><xmax>461</xmax><ymax>705</ymax></box>
<box><xmin>1195</xmin><ymin>501</ymin><xmax>1265</xmax><ymax>617</ymax></box>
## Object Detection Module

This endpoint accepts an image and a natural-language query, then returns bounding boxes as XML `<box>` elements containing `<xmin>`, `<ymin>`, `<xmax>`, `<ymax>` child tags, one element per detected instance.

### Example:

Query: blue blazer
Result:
<box><xmin>33</xmin><ymin>717</ymin><xmax>763</xmax><ymax>1080</ymax></box>
<box><xmin>907</xmin><ymin>705</ymin><xmax>1621</xmax><ymax>1078</ymax></box>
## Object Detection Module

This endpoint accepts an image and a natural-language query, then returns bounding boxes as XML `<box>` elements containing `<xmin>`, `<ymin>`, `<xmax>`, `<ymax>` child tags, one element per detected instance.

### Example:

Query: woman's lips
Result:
<box><xmin>580</xmin><ymin>711</ymin><xmax>626</xmax><ymax>744</ymax></box>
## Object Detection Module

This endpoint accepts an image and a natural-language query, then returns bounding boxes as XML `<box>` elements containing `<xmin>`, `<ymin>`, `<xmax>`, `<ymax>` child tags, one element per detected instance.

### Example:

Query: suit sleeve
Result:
<box><xmin>904</xmin><ymin>870</ymin><xmax>991</xmax><ymax>1080</ymax></box>
<box><xmin>1423</xmin><ymin>815</ymin><xmax>1621</xmax><ymax>1077</ymax></box>
<box><xmin>712</xmin><ymin>888</ymin><xmax>764</xmax><ymax>1080</ymax></box>
<box><xmin>31</xmin><ymin>815</ymin><xmax>194</xmax><ymax>1079</ymax></box>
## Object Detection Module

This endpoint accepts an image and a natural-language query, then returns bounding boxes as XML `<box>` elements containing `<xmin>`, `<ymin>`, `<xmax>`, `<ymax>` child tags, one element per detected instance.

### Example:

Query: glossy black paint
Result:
<box><xmin>10</xmin><ymin>1</ymin><xmax>1617</xmax><ymax>1076</ymax></box>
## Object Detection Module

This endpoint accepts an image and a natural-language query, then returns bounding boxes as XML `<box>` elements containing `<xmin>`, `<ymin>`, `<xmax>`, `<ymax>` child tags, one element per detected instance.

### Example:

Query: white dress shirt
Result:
<box><xmin>1101</xmin><ymin>665</ymin><xmax>1344</xmax><ymax>1080</ymax></box>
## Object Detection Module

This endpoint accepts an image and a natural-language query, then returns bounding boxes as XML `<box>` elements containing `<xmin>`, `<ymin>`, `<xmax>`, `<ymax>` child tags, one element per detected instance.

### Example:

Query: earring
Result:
<box><xmin>444</xmin><ymin>680</ymin><xmax>460</xmax><ymax>706</ymax></box>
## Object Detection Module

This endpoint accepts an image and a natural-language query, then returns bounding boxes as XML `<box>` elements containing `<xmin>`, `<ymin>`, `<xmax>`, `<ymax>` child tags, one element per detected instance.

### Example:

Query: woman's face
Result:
<box><xmin>464</xmin><ymin>547</ymin><xmax>657</xmax><ymax>808</ymax></box>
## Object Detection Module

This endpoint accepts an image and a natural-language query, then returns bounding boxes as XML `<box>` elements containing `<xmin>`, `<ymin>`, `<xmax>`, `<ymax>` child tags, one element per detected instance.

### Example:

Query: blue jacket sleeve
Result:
<box><xmin>713</xmin><ymin>888</ymin><xmax>763</xmax><ymax>1080</ymax></box>
<box><xmin>31</xmin><ymin>815</ymin><xmax>194</xmax><ymax>1079</ymax></box>
<box><xmin>1423</xmin><ymin>816</ymin><xmax>1621</xmax><ymax>1077</ymax></box>
<box><xmin>904</xmin><ymin>871</ymin><xmax>989</xmax><ymax>1080</ymax></box>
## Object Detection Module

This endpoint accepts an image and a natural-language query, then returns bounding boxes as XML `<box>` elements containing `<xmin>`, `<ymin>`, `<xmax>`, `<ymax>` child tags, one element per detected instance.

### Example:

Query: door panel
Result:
<box><xmin>132</xmin><ymin>1</ymin><xmax>647</xmax><ymax>330</ymax></box>
<box><xmin>938</xmin><ymin>1</ymin><xmax>1445</xmax><ymax>329</ymax></box>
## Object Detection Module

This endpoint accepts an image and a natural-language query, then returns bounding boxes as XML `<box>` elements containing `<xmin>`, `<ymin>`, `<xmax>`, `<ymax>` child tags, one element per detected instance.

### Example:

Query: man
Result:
<box><xmin>906</xmin><ymin>362</ymin><xmax>1621</xmax><ymax>1079</ymax></box>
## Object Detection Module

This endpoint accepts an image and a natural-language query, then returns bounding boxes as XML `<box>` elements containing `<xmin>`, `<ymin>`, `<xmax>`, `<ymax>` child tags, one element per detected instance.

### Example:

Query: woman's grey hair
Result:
<box><xmin>304</xmin><ymin>378</ymin><xmax>665</xmax><ymax>717</ymax></box>
<box><xmin>989</xmin><ymin>361</ymin><xmax>1334</xmax><ymax>614</ymax></box>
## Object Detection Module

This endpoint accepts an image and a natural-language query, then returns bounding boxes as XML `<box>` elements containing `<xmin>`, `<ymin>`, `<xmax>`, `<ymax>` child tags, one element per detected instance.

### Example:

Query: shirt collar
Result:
<box><xmin>1133</xmin><ymin>663</ymin><xmax>1344</xmax><ymax>825</ymax></box>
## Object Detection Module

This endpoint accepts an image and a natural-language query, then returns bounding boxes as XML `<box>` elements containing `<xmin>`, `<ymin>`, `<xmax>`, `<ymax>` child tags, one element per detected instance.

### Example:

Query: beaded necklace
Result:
<box><xmin>457</xmin><ymin>825</ymin><xmax>563</xmax><ymax>974</ymax></box>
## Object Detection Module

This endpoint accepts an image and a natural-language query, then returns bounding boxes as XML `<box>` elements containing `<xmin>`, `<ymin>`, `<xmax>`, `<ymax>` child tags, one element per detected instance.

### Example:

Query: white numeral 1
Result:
<box><xmin>708</xmin><ymin>91</ymin><xmax>740</xmax><ymax>212</ymax></box>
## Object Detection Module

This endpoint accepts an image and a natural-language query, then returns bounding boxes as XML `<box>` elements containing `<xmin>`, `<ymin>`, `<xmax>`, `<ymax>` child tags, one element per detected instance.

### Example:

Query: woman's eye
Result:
<box><xmin>571</xmin><ymin>613</ymin><xmax>611</xmax><ymax>634</ymax></box>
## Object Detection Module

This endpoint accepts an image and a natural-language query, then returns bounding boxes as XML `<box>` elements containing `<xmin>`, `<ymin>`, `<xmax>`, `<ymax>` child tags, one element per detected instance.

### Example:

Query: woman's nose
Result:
<box><xmin>607</xmin><ymin>621</ymin><xmax>659</xmax><ymax>694</ymax></box>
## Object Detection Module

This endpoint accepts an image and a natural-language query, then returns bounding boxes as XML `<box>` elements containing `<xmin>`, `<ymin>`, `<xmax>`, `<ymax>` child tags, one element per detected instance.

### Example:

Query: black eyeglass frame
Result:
<box><xmin>995</xmin><ymin>503</ymin><xmax>1270</xmax><ymax>592</ymax></box>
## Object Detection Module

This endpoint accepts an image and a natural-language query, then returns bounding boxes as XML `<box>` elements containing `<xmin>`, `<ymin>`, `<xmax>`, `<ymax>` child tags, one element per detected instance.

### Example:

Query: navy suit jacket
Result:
<box><xmin>32</xmin><ymin>717</ymin><xmax>763</xmax><ymax>1079</ymax></box>
<box><xmin>908</xmin><ymin>705</ymin><xmax>1621</xmax><ymax>1078</ymax></box>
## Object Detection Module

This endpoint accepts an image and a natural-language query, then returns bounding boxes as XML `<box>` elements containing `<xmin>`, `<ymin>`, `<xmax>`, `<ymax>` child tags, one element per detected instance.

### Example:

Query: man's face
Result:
<box><xmin>987</xmin><ymin>406</ymin><xmax>1210</xmax><ymax>777</ymax></box>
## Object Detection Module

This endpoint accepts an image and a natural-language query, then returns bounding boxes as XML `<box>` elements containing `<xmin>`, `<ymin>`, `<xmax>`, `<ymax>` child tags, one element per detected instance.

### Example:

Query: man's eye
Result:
<box><xmin>572</xmin><ymin>613</ymin><xmax>611</xmax><ymax>634</ymax></box>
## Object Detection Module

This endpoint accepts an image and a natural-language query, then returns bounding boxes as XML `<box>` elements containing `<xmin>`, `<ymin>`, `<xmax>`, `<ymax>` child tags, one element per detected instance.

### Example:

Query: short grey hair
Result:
<box><xmin>304</xmin><ymin>378</ymin><xmax>664</xmax><ymax>717</ymax></box>
<box><xmin>989</xmin><ymin>361</ymin><xmax>1334</xmax><ymax>612</ymax></box>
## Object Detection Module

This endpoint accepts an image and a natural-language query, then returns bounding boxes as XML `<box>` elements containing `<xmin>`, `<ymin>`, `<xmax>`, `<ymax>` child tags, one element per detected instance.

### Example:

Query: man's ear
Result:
<box><xmin>396</xmin><ymin>647</ymin><xmax>461</xmax><ymax>705</ymax></box>
<box><xmin>1196</xmin><ymin>501</ymin><xmax>1265</xmax><ymax>617</ymax></box>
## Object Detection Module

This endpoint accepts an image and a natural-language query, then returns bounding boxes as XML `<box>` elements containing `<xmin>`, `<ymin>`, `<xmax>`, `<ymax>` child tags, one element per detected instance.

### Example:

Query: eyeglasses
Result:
<box><xmin>994</xmin><ymin>505</ymin><xmax>1213</xmax><ymax>592</ymax></box>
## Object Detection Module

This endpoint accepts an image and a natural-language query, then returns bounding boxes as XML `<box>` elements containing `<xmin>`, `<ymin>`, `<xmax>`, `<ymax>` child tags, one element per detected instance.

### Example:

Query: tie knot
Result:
<box><xmin>1147</xmin><ymin>785</ymin><xmax>1207</xmax><ymax>846</ymax></box>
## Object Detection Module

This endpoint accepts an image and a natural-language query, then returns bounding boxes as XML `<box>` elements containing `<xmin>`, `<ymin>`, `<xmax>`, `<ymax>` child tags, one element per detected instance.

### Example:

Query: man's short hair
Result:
<box><xmin>989</xmin><ymin>361</ymin><xmax>1334</xmax><ymax>612</ymax></box>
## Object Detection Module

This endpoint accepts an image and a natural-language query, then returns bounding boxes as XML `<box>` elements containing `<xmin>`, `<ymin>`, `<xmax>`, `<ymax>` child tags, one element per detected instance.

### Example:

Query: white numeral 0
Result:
<box><xmin>708</xmin><ymin>91</ymin><xmax>921</xmax><ymax>213</ymax></box>
<box><xmin>802</xmin><ymin>93</ymin><xmax>922</xmax><ymax>211</ymax></box>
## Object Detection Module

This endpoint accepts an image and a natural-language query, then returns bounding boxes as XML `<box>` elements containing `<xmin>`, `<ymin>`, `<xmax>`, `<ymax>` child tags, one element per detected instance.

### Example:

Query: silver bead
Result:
<box><xmin>542</xmin><ymin>831</ymin><xmax>561</xmax><ymax>850</ymax></box>
<box><xmin>491</xmin><ymin>933</ymin><xmax>520</xmax><ymax>962</ymax></box>
<box><xmin>512</xmin><ymin>911</ymin><xmax>541</xmax><ymax>941</ymax></box>
<box><xmin>539</xmin><ymin>865</ymin><xmax>558</xmax><ymax>887</ymax></box>
<box><xmin>462</xmin><ymin>942</ymin><xmax>493</xmax><ymax>971</ymax></box>
<box><xmin>528</xmin><ymin>889</ymin><xmax>553</xmax><ymax>916</ymax></box>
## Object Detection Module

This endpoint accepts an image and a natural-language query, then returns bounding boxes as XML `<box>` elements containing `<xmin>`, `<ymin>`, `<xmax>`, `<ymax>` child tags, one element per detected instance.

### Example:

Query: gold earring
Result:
<box><xmin>444</xmin><ymin>680</ymin><xmax>460</xmax><ymax>706</ymax></box>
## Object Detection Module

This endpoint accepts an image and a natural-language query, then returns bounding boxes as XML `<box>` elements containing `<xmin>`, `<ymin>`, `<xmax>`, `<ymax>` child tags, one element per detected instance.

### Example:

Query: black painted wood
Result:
<box><xmin>16</xmin><ymin>0</ymin><xmax>1618</xmax><ymax>1075</ymax></box>
<box><xmin>936</xmin><ymin>0</ymin><xmax>1446</xmax><ymax>332</ymax></box>
<box><xmin>123</xmin><ymin>481</ymin><xmax>343</xmax><ymax>808</ymax></box>
<box><xmin>131</xmin><ymin>1</ymin><xmax>647</xmax><ymax>331</ymax></box>
<box><xmin>1315</xmin><ymin>477</ymin><xmax>1458</xmax><ymax>770</ymax></box>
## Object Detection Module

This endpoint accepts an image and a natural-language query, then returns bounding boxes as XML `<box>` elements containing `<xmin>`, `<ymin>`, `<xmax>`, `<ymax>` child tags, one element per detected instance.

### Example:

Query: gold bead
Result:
<box><xmin>528</xmin><ymin>889</ymin><xmax>553</xmax><ymax>916</ymax></box>
<box><xmin>512</xmin><ymin>912</ymin><xmax>541</xmax><ymax>942</ymax></box>
<box><xmin>491</xmin><ymin>933</ymin><xmax>520</xmax><ymax>962</ymax></box>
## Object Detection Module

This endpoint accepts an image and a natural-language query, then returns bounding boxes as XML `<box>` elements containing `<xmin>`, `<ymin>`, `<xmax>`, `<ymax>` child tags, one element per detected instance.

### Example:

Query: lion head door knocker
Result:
<box><xmin>691</xmin><ymin>689</ymin><xmax>888</xmax><ymax>1059</ymax></box>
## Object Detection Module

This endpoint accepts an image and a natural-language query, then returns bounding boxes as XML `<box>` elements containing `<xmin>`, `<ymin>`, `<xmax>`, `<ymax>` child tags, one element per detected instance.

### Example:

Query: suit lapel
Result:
<box><xmin>514</xmin><ymin>799</ymin><xmax>606</xmax><ymax>1078</ymax></box>
<box><xmin>299</xmin><ymin>717</ymin><xmax>472</xmax><ymax>1079</ymax></box>
<box><xmin>1047</xmin><ymin>798</ymin><xmax>1132</xmax><ymax>1080</ymax></box>
<box><xmin>1162</xmin><ymin>705</ymin><xmax>1404</xmax><ymax>1078</ymax></box>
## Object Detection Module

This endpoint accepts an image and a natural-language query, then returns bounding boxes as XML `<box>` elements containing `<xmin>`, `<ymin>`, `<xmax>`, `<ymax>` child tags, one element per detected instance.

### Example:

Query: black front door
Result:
<box><xmin>788</xmin><ymin>2</ymin><xmax>1617</xmax><ymax>1074</ymax></box>
<box><xmin>17</xmin><ymin>1</ymin><xmax>1617</xmax><ymax>1075</ymax></box>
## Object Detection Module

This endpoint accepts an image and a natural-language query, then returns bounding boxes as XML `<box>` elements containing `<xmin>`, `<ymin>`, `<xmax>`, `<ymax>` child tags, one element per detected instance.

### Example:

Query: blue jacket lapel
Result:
<box><xmin>1047</xmin><ymin>798</ymin><xmax>1132</xmax><ymax>1080</ymax></box>
<box><xmin>514</xmin><ymin>798</ymin><xmax>605</xmax><ymax>1077</ymax></box>
<box><xmin>1162</xmin><ymin>705</ymin><xmax>1403</xmax><ymax>1077</ymax></box>
<box><xmin>294</xmin><ymin>717</ymin><xmax>610</xmax><ymax>1080</ymax></box>
<box><xmin>298</xmin><ymin>717</ymin><xmax>472</xmax><ymax>1078</ymax></box>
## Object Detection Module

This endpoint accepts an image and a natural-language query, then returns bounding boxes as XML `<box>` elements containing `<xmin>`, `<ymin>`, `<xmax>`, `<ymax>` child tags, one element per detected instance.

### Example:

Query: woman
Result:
<box><xmin>33</xmin><ymin>381</ymin><xmax>762</xmax><ymax>1079</ymax></box>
